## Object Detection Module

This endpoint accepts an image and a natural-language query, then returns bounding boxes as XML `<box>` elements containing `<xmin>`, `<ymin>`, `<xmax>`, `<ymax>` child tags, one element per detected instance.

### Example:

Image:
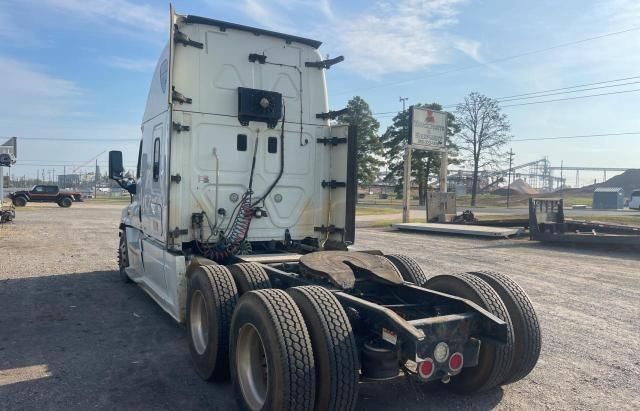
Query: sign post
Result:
<box><xmin>402</xmin><ymin>145</ymin><xmax>412</xmax><ymax>223</ymax></box>
<box><xmin>403</xmin><ymin>107</ymin><xmax>448</xmax><ymax>223</ymax></box>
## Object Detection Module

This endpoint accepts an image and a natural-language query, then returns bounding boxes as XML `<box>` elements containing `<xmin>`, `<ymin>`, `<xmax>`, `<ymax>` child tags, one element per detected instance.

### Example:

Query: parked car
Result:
<box><xmin>629</xmin><ymin>190</ymin><xmax>640</xmax><ymax>210</ymax></box>
<box><xmin>9</xmin><ymin>185</ymin><xmax>83</xmax><ymax>207</ymax></box>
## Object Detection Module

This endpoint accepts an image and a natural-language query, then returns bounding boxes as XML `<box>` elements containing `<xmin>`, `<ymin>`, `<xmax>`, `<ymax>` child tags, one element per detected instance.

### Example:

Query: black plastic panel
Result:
<box><xmin>268</xmin><ymin>137</ymin><xmax>277</xmax><ymax>153</ymax></box>
<box><xmin>237</xmin><ymin>134</ymin><xmax>247</xmax><ymax>151</ymax></box>
<box><xmin>237</xmin><ymin>87</ymin><xmax>283</xmax><ymax>128</ymax></box>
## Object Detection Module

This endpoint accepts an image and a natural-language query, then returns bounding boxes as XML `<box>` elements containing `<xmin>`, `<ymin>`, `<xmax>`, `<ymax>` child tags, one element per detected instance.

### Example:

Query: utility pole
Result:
<box><xmin>560</xmin><ymin>160</ymin><xmax>564</xmax><ymax>196</ymax></box>
<box><xmin>439</xmin><ymin>129</ymin><xmax>448</xmax><ymax>193</ymax></box>
<box><xmin>400</xmin><ymin>97</ymin><xmax>411</xmax><ymax>223</ymax></box>
<box><xmin>506</xmin><ymin>148</ymin><xmax>514</xmax><ymax>208</ymax></box>
<box><xmin>94</xmin><ymin>159</ymin><xmax>98</xmax><ymax>198</ymax></box>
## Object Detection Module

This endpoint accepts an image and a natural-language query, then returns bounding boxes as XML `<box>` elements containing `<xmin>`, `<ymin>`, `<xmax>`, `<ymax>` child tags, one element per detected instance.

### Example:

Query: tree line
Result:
<box><xmin>337</xmin><ymin>92</ymin><xmax>511</xmax><ymax>206</ymax></box>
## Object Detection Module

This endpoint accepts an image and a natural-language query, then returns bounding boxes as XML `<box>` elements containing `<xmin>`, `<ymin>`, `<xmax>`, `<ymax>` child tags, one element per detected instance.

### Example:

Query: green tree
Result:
<box><xmin>380</xmin><ymin>103</ymin><xmax>459</xmax><ymax>205</ymax></box>
<box><xmin>455</xmin><ymin>92</ymin><xmax>510</xmax><ymax>206</ymax></box>
<box><xmin>337</xmin><ymin>96</ymin><xmax>384</xmax><ymax>187</ymax></box>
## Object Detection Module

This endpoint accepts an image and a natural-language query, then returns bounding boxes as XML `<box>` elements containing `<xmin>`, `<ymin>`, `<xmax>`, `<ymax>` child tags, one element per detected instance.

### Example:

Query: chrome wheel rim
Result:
<box><xmin>190</xmin><ymin>290</ymin><xmax>208</xmax><ymax>355</ymax></box>
<box><xmin>236</xmin><ymin>323</ymin><xmax>269</xmax><ymax>410</ymax></box>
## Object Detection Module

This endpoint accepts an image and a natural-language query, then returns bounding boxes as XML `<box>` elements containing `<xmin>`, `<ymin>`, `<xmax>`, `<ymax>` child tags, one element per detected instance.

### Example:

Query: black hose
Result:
<box><xmin>252</xmin><ymin>100</ymin><xmax>286</xmax><ymax>207</ymax></box>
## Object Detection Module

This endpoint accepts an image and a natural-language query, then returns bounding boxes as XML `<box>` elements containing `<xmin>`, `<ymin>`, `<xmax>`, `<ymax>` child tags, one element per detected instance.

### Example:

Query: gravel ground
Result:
<box><xmin>1</xmin><ymin>202</ymin><xmax>639</xmax><ymax>410</ymax></box>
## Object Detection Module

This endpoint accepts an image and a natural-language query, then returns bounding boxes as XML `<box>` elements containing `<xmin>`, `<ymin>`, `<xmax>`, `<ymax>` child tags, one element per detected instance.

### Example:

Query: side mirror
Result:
<box><xmin>108</xmin><ymin>151</ymin><xmax>124</xmax><ymax>180</ymax></box>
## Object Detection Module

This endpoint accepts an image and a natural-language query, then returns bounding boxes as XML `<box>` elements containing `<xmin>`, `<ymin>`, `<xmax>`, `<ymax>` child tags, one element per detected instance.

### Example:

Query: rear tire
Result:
<box><xmin>424</xmin><ymin>273</ymin><xmax>515</xmax><ymax>393</ymax></box>
<box><xmin>288</xmin><ymin>286</ymin><xmax>359</xmax><ymax>411</ymax></box>
<box><xmin>228</xmin><ymin>263</ymin><xmax>271</xmax><ymax>295</ymax></box>
<box><xmin>13</xmin><ymin>196</ymin><xmax>27</xmax><ymax>207</ymax></box>
<box><xmin>118</xmin><ymin>231</ymin><xmax>133</xmax><ymax>283</ymax></box>
<box><xmin>382</xmin><ymin>254</ymin><xmax>428</xmax><ymax>285</ymax></box>
<box><xmin>58</xmin><ymin>197</ymin><xmax>72</xmax><ymax>208</ymax></box>
<box><xmin>230</xmin><ymin>289</ymin><xmax>315</xmax><ymax>411</ymax></box>
<box><xmin>467</xmin><ymin>271</ymin><xmax>541</xmax><ymax>384</ymax></box>
<box><xmin>187</xmin><ymin>265</ymin><xmax>239</xmax><ymax>381</ymax></box>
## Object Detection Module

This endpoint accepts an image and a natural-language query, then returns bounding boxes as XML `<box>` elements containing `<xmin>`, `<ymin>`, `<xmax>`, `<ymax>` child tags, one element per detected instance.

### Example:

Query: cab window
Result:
<box><xmin>33</xmin><ymin>186</ymin><xmax>45</xmax><ymax>193</ymax></box>
<box><xmin>153</xmin><ymin>137</ymin><xmax>160</xmax><ymax>181</ymax></box>
<box><xmin>136</xmin><ymin>140</ymin><xmax>143</xmax><ymax>179</ymax></box>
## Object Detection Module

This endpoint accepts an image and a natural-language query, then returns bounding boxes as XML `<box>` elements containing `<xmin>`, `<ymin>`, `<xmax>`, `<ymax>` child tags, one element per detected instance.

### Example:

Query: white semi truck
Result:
<box><xmin>109</xmin><ymin>7</ymin><xmax>541</xmax><ymax>410</ymax></box>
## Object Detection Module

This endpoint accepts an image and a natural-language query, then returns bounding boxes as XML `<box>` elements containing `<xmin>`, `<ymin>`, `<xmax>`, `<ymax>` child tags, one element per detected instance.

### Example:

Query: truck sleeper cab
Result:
<box><xmin>109</xmin><ymin>8</ymin><xmax>541</xmax><ymax>410</ymax></box>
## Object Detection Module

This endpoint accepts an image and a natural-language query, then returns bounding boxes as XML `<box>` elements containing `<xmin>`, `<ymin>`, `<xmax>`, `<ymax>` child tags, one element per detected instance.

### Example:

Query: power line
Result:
<box><xmin>371</xmin><ymin>87</ymin><xmax>640</xmax><ymax>118</ymax></box>
<box><xmin>443</xmin><ymin>80</ymin><xmax>640</xmax><ymax>108</ymax></box>
<box><xmin>511</xmin><ymin>132</ymin><xmax>640</xmax><ymax>142</ymax></box>
<box><xmin>492</xmin><ymin>75</ymin><xmax>640</xmax><ymax>101</ymax></box>
<box><xmin>8</xmin><ymin>137</ymin><xmax>138</xmax><ymax>142</ymax></box>
<box><xmin>501</xmin><ymin>88</ymin><xmax>640</xmax><ymax>107</ymax></box>
<box><xmin>371</xmin><ymin>75</ymin><xmax>640</xmax><ymax>116</ymax></box>
<box><xmin>334</xmin><ymin>26</ymin><xmax>640</xmax><ymax>95</ymax></box>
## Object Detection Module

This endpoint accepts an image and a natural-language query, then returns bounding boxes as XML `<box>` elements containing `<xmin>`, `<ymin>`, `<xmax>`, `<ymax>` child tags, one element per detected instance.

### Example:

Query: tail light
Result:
<box><xmin>449</xmin><ymin>352</ymin><xmax>463</xmax><ymax>372</ymax></box>
<box><xmin>418</xmin><ymin>358</ymin><xmax>435</xmax><ymax>379</ymax></box>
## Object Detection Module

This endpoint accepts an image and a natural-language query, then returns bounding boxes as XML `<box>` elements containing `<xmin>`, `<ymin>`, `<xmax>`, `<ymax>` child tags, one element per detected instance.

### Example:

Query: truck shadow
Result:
<box><xmin>0</xmin><ymin>270</ymin><xmax>504</xmax><ymax>410</ymax></box>
<box><xmin>0</xmin><ymin>270</ymin><xmax>235</xmax><ymax>410</ymax></box>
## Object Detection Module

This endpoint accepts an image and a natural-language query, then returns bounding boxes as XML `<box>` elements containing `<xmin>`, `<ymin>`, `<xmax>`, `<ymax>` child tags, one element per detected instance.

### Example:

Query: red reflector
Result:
<box><xmin>449</xmin><ymin>352</ymin><xmax>463</xmax><ymax>371</ymax></box>
<box><xmin>418</xmin><ymin>359</ymin><xmax>434</xmax><ymax>379</ymax></box>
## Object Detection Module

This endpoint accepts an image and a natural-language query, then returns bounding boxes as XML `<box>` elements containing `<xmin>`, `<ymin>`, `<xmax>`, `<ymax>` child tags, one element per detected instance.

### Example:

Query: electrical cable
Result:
<box><xmin>252</xmin><ymin>100</ymin><xmax>286</xmax><ymax>207</ymax></box>
<box><xmin>511</xmin><ymin>131</ymin><xmax>640</xmax><ymax>142</ymax></box>
<box><xmin>203</xmin><ymin>134</ymin><xmax>260</xmax><ymax>262</ymax></box>
<box><xmin>490</xmin><ymin>75</ymin><xmax>640</xmax><ymax>101</ymax></box>
<box><xmin>12</xmin><ymin>137</ymin><xmax>138</xmax><ymax>142</ymax></box>
<box><xmin>500</xmin><ymin>88</ymin><xmax>640</xmax><ymax>107</ymax></box>
<box><xmin>334</xmin><ymin>26</ymin><xmax>640</xmax><ymax>95</ymax></box>
<box><xmin>371</xmin><ymin>87</ymin><xmax>640</xmax><ymax>119</ymax></box>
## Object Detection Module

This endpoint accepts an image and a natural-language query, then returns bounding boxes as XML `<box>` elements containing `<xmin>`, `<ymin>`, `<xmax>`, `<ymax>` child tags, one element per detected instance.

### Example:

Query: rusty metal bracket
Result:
<box><xmin>314</xmin><ymin>225</ymin><xmax>344</xmax><ymax>234</ymax></box>
<box><xmin>172</xmin><ymin>87</ymin><xmax>192</xmax><ymax>104</ymax></box>
<box><xmin>174</xmin><ymin>26</ymin><xmax>203</xmax><ymax>49</ymax></box>
<box><xmin>169</xmin><ymin>227</ymin><xmax>188</xmax><ymax>239</ymax></box>
<box><xmin>173</xmin><ymin>122</ymin><xmax>190</xmax><ymax>133</ymax></box>
<box><xmin>316</xmin><ymin>108</ymin><xmax>348</xmax><ymax>120</ymax></box>
<box><xmin>321</xmin><ymin>180</ymin><xmax>346</xmax><ymax>189</ymax></box>
<box><xmin>316</xmin><ymin>137</ymin><xmax>347</xmax><ymax>145</ymax></box>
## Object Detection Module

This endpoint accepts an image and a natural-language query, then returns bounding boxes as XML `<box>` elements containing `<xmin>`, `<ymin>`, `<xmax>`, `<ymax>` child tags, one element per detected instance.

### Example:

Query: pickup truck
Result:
<box><xmin>10</xmin><ymin>185</ymin><xmax>82</xmax><ymax>207</ymax></box>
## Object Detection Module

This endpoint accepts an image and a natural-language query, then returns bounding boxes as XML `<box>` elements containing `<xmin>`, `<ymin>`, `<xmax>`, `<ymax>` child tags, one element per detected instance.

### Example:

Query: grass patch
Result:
<box><xmin>86</xmin><ymin>197</ymin><xmax>131</xmax><ymax>203</ymax></box>
<box><xmin>356</xmin><ymin>207</ymin><xmax>399</xmax><ymax>216</ymax></box>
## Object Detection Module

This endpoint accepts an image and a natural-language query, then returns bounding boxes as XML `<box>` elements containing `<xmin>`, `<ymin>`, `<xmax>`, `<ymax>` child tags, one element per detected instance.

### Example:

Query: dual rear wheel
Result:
<box><xmin>187</xmin><ymin>263</ymin><xmax>359</xmax><ymax>411</ymax></box>
<box><xmin>186</xmin><ymin>262</ymin><xmax>541</xmax><ymax>407</ymax></box>
<box><xmin>424</xmin><ymin>271</ymin><xmax>541</xmax><ymax>392</ymax></box>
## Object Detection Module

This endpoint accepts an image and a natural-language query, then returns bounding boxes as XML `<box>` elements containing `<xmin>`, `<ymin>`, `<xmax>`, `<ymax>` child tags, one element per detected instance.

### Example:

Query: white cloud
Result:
<box><xmin>39</xmin><ymin>0</ymin><xmax>165</xmax><ymax>33</ymax></box>
<box><xmin>242</xmin><ymin>0</ymin><xmax>295</xmax><ymax>32</ymax></box>
<box><xmin>234</xmin><ymin>0</ymin><xmax>470</xmax><ymax>77</ymax></box>
<box><xmin>103</xmin><ymin>56</ymin><xmax>157</xmax><ymax>72</ymax></box>
<box><xmin>321</xmin><ymin>0</ymin><xmax>469</xmax><ymax>77</ymax></box>
<box><xmin>454</xmin><ymin>39</ymin><xmax>482</xmax><ymax>62</ymax></box>
<box><xmin>0</xmin><ymin>56</ymin><xmax>86</xmax><ymax>121</ymax></box>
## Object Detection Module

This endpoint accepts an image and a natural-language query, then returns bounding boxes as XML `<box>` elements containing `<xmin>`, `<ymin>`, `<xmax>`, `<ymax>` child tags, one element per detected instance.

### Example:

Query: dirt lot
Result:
<box><xmin>1</xmin><ymin>202</ymin><xmax>639</xmax><ymax>410</ymax></box>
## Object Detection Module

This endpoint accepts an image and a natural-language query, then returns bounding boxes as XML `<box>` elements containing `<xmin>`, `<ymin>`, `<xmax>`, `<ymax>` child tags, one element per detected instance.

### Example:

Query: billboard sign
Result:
<box><xmin>408</xmin><ymin>107</ymin><xmax>447</xmax><ymax>151</ymax></box>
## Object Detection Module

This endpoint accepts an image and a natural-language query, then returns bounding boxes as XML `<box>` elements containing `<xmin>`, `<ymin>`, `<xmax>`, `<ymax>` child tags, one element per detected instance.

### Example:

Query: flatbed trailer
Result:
<box><xmin>529</xmin><ymin>198</ymin><xmax>640</xmax><ymax>247</ymax></box>
<box><xmin>108</xmin><ymin>7</ymin><xmax>542</xmax><ymax>410</ymax></box>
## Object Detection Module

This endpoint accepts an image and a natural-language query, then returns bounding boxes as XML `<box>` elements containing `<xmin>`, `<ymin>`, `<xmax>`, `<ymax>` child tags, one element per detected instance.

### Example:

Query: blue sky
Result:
<box><xmin>1</xmin><ymin>0</ymin><xmax>639</xmax><ymax>186</ymax></box>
